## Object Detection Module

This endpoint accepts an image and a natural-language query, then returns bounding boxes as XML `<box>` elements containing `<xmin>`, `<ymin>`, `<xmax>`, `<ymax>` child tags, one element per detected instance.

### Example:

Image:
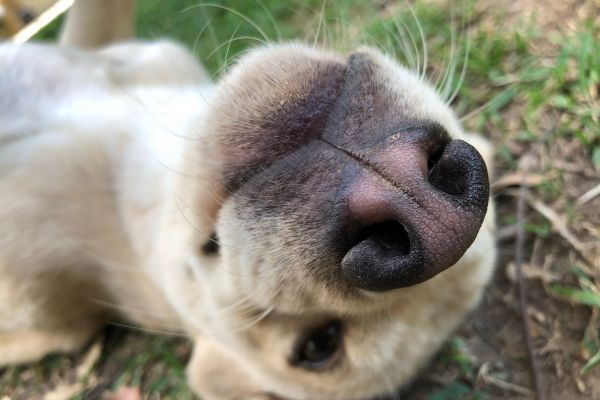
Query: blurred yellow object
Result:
<box><xmin>0</xmin><ymin>0</ymin><xmax>71</xmax><ymax>39</ymax></box>
<box><xmin>0</xmin><ymin>0</ymin><xmax>75</xmax><ymax>43</ymax></box>
<box><xmin>0</xmin><ymin>0</ymin><xmax>25</xmax><ymax>36</ymax></box>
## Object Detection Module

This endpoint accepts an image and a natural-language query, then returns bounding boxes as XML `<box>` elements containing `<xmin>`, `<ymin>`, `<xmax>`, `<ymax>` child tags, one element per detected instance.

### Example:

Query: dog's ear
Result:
<box><xmin>187</xmin><ymin>337</ymin><xmax>281</xmax><ymax>400</ymax></box>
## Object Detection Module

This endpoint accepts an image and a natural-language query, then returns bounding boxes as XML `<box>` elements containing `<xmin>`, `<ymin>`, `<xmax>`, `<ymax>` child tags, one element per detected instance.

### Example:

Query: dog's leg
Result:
<box><xmin>0</xmin><ymin>324</ymin><xmax>98</xmax><ymax>366</ymax></box>
<box><xmin>59</xmin><ymin>0</ymin><xmax>136</xmax><ymax>48</ymax></box>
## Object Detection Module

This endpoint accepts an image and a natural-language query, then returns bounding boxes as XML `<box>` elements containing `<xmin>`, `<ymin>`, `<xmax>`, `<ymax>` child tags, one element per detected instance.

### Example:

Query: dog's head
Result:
<box><xmin>161</xmin><ymin>44</ymin><xmax>495</xmax><ymax>400</ymax></box>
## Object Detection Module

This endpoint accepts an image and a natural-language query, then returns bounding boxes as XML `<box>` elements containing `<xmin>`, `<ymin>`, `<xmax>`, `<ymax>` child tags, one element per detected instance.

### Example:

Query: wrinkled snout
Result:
<box><xmin>337</xmin><ymin>129</ymin><xmax>489</xmax><ymax>291</ymax></box>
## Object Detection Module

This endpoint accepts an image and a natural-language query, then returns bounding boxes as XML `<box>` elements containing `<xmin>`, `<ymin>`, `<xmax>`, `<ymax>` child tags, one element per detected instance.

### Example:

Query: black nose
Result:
<box><xmin>338</xmin><ymin>128</ymin><xmax>489</xmax><ymax>291</ymax></box>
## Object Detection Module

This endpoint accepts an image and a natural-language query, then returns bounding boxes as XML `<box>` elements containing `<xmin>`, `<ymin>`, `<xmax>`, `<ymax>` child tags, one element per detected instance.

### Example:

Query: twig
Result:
<box><xmin>515</xmin><ymin>166</ymin><xmax>546</xmax><ymax>400</ymax></box>
<box><xmin>527</xmin><ymin>197</ymin><xmax>594</xmax><ymax>267</ymax></box>
<box><xmin>491</xmin><ymin>172</ymin><xmax>545</xmax><ymax>194</ymax></box>
<box><xmin>501</xmin><ymin>188</ymin><xmax>594</xmax><ymax>268</ymax></box>
<box><xmin>577</xmin><ymin>182</ymin><xmax>600</xmax><ymax>206</ymax></box>
<box><xmin>484</xmin><ymin>375</ymin><xmax>535</xmax><ymax>397</ymax></box>
<box><xmin>478</xmin><ymin>363</ymin><xmax>535</xmax><ymax>397</ymax></box>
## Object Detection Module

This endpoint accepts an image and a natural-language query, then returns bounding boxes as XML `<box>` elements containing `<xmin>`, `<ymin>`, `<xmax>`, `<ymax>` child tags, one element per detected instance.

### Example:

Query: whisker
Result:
<box><xmin>223</xmin><ymin>23</ymin><xmax>244</xmax><ymax>69</ymax></box>
<box><xmin>375</xmin><ymin>22</ymin><xmax>398</xmax><ymax>69</ymax></box>
<box><xmin>313</xmin><ymin>0</ymin><xmax>328</xmax><ymax>48</ymax></box>
<box><xmin>205</xmin><ymin>35</ymin><xmax>267</xmax><ymax>62</ymax></box>
<box><xmin>257</xmin><ymin>0</ymin><xmax>282</xmax><ymax>41</ymax></box>
<box><xmin>192</xmin><ymin>14</ymin><xmax>216</xmax><ymax>67</ymax></box>
<box><xmin>393</xmin><ymin>10</ymin><xmax>421</xmax><ymax>76</ymax></box>
<box><xmin>447</xmin><ymin>1</ymin><xmax>471</xmax><ymax>105</ymax></box>
<box><xmin>230</xmin><ymin>305</ymin><xmax>275</xmax><ymax>333</ymax></box>
<box><xmin>193</xmin><ymin>5</ymin><xmax>225</xmax><ymax>71</ymax></box>
<box><xmin>389</xmin><ymin>16</ymin><xmax>414</xmax><ymax>71</ymax></box>
<box><xmin>185</xmin><ymin>3</ymin><xmax>271</xmax><ymax>44</ymax></box>
<box><xmin>93</xmin><ymin>299</ymin><xmax>177</xmax><ymax>319</ymax></box>
<box><xmin>404</xmin><ymin>0</ymin><xmax>428</xmax><ymax>80</ymax></box>
<box><xmin>107</xmin><ymin>320</ymin><xmax>187</xmax><ymax>337</ymax></box>
<box><xmin>441</xmin><ymin>1</ymin><xmax>459</xmax><ymax>100</ymax></box>
<box><xmin>213</xmin><ymin>48</ymin><xmax>254</xmax><ymax>77</ymax></box>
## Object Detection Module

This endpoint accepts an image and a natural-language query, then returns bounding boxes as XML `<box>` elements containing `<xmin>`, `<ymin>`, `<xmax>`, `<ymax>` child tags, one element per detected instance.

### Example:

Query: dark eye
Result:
<box><xmin>292</xmin><ymin>320</ymin><xmax>343</xmax><ymax>370</ymax></box>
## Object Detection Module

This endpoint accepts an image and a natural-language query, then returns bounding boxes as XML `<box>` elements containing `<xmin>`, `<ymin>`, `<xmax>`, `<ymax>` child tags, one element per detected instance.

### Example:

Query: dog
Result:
<box><xmin>0</xmin><ymin>0</ymin><xmax>496</xmax><ymax>398</ymax></box>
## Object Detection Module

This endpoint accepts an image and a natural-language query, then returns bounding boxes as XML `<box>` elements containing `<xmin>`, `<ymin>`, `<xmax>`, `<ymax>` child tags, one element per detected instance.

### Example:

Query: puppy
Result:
<box><xmin>0</xmin><ymin>0</ymin><xmax>496</xmax><ymax>399</ymax></box>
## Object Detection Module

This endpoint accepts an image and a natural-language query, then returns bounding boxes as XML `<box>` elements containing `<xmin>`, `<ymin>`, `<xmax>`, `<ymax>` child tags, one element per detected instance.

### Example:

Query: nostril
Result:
<box><xmin>427</xmin><ymin>141</ymin><xmax>469</xmax><ymax>197</ymax></box>
<box><xmin>353</xmin><ymin>221</ymin><xmax>410</xmax><ymax>256</ymax></box>
<box><xmin>427</xmin><ymin>143</ymin><xmax>445</xmax><ymax>174</ymax></box>
<box><xmin>341</xmin><ymin>220</ymin><xmax>415</xmax><ymax>291</ymax></box>
<box><xmin>428</xmin><ymin>165</ymin><xmax>468</xmax><ymax>196</ymax></box>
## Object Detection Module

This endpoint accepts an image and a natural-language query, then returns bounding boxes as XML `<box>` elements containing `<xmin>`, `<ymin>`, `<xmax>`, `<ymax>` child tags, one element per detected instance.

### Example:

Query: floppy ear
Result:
<box><xmin>187</xmin><ymin>337</ymin><xmax>281</xmax><ymax>400</ymax></box>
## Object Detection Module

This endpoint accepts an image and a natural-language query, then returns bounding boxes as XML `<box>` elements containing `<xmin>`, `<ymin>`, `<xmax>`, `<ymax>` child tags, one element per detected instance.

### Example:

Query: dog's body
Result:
<box><xmin>0</xmin><ymin>1</ymin><xmax>496</xmax><ymax>399</ymax></box>
<box><xmin>0</xmin><ymin>39</ymin><xmax>209</xmax><ymax>349</ymax></box>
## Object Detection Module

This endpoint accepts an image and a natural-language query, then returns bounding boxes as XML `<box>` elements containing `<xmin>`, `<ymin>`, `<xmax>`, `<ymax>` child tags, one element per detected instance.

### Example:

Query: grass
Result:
<box><xmin>136</xmin><ymin>0</ymin><xmax>373</xmax><ymax>74</ymax></box>
<box><xmin>3</xmin><ymin>0</ymin><xmax>600</xmax><ymax>399</ymax></box>
<box><xmin>551</xmin><ymin>268</ymin><xmax>600</xmax><ymax>374</ymax></box>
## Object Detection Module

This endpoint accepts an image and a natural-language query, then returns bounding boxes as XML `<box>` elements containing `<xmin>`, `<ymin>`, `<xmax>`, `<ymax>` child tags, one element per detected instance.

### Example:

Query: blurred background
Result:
<box><xmin>1</xmin><ymin>0</ymin><xmax>599</xmax><ymax>399</ymax></box>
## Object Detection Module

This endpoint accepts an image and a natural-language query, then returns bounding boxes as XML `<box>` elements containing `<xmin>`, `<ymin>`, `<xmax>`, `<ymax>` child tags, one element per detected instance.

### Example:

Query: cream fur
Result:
<box><xmin>0</xmin><ymin>1</ymin><xmax>496</xmax><ymax>399</ymax></box>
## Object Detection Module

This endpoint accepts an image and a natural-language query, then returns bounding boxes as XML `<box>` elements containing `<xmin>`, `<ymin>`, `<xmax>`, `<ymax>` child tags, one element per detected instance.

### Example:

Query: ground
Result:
<box><xmin>1</xmin><ymin>0</ymin><xmax>599</xmax><ymax>399</ymax></box>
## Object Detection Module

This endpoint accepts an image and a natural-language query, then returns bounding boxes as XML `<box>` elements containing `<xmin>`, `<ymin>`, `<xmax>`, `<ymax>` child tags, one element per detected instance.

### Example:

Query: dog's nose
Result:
<box><xmin>308</xmin><ymin>52</ymin><xmax>491</xmax><ymax>292</ymax></box>
<box><xmin>336</xmin><ymin>127</ymin><xmax>489</xmax><ymax>291</ymax></box>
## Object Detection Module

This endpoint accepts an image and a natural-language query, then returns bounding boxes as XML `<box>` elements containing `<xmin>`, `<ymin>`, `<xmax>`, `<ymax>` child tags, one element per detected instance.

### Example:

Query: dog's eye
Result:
<box><xmin>292</xmin><ymin>320</ymin><xmax>342</xmax><ymax>370</ymax></box>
